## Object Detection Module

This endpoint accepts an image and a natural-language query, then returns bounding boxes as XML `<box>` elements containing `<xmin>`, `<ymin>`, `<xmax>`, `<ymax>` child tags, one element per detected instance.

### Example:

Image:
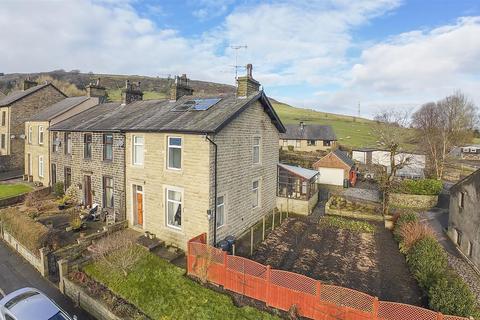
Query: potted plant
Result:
<box><xmin>69</xmin><ymin>214</ymin><xmax>84</xmax><ymax>232</ymax></box>
<box><xmin>57</xmin><ymin>195</ymin><xmax>69</xmax><ymax>210</ymax></box>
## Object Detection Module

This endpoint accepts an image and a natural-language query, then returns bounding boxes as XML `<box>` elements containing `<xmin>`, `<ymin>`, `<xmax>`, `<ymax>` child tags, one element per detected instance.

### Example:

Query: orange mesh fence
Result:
<box><xmin>378</xmin><ymin>302</ymin><xmax>438</xmax><ymax>320</ymax></box>
<box><xmin>225</xmin><ymin>256</ymin><xmax>268</xmax><ymax>301</ymax></box>
<box><xmin>187</xmin><ymin>234</ymin><xmax>470</xmax><ymax>320</ymax></box>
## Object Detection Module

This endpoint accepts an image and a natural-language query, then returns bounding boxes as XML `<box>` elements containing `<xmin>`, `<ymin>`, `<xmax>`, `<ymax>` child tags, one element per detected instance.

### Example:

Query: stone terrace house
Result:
<box><xmin>50</xmin><ymin>65</ymin><xmax>285</xmax><ymax>250</ymax></box>
<box><xmin>0</xmin><ymin>79</ymin><xmax>66</xmax><ymax>172</ymax></box>
<box><xmin>24</xmin><ymin>82</ymin><xmax>105</xmax><ymax>186</ymax></box>
<box><xmin>279</xmin><ymin>122</ymin><xmax>336</xmax><ymax>152</ymax></box>
<box><xmin>447</xmin><ymin>169</ymin><xmax>480</xmax><ymax>271</ymax></box>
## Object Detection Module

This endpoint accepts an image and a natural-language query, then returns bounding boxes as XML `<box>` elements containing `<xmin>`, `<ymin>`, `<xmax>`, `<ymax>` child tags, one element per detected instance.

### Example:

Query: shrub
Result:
<box><xmin>398</xmin><ymin>221</ymin><xmax>435</xmax><ymax>254</ymax></box>
<box><xmin>393</xmin><ymin>211</ymin><xmax>418</xmax><ymax>242</ymax></box>
<box><xmin>65</xmin><ymin>185</ymin><xmax>81</xmax><ymax>205</ymax></box>
<box><xmin>428</xmin><ymin>271</ymin><xmax>478</xmax><ymax>318</ymax></box>
<box><xmin>69</xmin><ymin>214</ymin><xmax>83</xmax><ymax>230</ymax></box>
<box><xmin>394</xmin><ymin>179</ymin><xmax>443</xmax><ymax>196</ymax></box>
<box><xmin>54</xmin><ymin>182</ymin><xmax>64</xmax><ymax>197</ymax></box>
<box><xmin>406</xmin><ymin>237</ymin><xmax>447</xmax><ymax>290</ymax></box>
<box><xmin>92</xmin><ymin>231</ymin><xmax>144</xmax><ymax>277</ymax></box>
<box><xmin>0</xmin><ymin>209</ymin><xmax>54</xmax><ymax>254</ymax></box>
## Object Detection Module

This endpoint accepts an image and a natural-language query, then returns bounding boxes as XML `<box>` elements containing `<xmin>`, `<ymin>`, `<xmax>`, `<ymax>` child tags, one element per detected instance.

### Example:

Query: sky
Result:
<box><xmin>1</xmin><ymin>0</ymin><xmax>480</xmax><ymax>117</ymax></box>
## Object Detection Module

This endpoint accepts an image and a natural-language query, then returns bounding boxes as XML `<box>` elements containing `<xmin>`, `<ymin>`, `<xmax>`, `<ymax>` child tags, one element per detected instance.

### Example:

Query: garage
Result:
<box><xmin>317</xmin><ymin>167</ymin><xmax>344</xmax><ymax>186</ymax></box>
<box><xmin>312</xmin><ymin>149</ymin><xmax>356</xmax><ymax>187</ymax></box>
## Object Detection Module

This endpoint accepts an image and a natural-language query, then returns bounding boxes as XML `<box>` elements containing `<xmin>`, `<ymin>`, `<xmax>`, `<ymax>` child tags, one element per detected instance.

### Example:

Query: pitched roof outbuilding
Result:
<box><xmin>50</xmin><ymin>91</ymin><xmax>286</xmax><ymax>134</ymax></box>
<box><xmin>0</xmin><ymin>83</ymin><xmax>66</xmax><ymax>107</ymax></box>
<box><xmin>333</xmin><ymin>149</ymin><xmax>355</xmax><ymax>167</ymax></box>
<box><xmin>29</xmin><ymin>96</ymin><xmax>90</xmax><ymax>121</ymax></box>
<box><xmin>278</xmin><ymin>163</ymin><xmax>318</xmax><ymax>180</ymax></box>
<box><xmin>280</xmin><ymin>124</ymin><xmax>336</xmax><ymax>141</ymax></box>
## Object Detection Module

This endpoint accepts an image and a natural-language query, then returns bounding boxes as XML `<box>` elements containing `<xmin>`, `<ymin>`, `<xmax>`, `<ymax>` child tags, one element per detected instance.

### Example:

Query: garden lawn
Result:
<box><xmin>83</xmin><ymin>251</ymin><xmax>278</xmax><ymax>320</ymax></box>
<box><xmin>0</xmin><ymin>183</ymin><xmax>33</xmax><ymax>199</ymax></box>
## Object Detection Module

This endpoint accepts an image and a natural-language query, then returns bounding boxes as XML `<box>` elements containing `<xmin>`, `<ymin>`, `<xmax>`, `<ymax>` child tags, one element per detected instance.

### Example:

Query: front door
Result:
<box><xmin>83</xmin><ymin>175</ymin><xmax>92</xmax><ymax>208</ymax></box>
<box><xmin>134</xmin><ymin>185</ymin><xmax>144</xmax><ymax>226</ymax></box>
<box><xmin>51</xmin><ymin>164</ymin><xmax>57</xmax><ymax>186</ymax></box>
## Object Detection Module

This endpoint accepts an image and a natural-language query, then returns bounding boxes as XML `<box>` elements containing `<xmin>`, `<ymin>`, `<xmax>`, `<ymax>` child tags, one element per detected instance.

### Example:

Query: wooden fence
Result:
<box><xmin>187</xmin><ymin>233</ymin><xmax>469</xmax><ymax>320</ymax></box>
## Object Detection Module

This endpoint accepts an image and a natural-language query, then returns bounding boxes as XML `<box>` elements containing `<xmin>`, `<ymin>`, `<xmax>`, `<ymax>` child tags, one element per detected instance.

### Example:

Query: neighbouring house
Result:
<box><xmin>277</xmin><ymin>163</ymin><xmax>318</xmax><ymax>215</ymax></box>
<box><xmin>49</xmin><ymin>65</ymin><xmax>285</xmax><ymax>250</ymax></box>
<box><xmin>279</xmin><ymin>122</ymin><xmax>336</xmax><ymax>152</ymax></box>
<box><xmin>313</xmin><ymin>149</ymin><xmax>356</xmax><ymax>187</ymax></box>
<box><xmin>0</xmin><ymin>79</ymin><xmax>66</xmax><ymax>173</ymax></box>
<box><xmin>24</xmin><ymin>80</ymin><xmax>106</xmax><ymax>186</ymax></box>
<box><xmin>460</xmin><ymin>145</ymin><xmax>480</xmax><ymax>161</ymax></box>
<box><xmin>447</xmin><ymin>169</ymin><xmax>480</xmax><ymax>271</ymax></box>
<box><xmin>352</xmin><ymin>148</ymin><xmax>426</xmax><ymax>179</ymax></box>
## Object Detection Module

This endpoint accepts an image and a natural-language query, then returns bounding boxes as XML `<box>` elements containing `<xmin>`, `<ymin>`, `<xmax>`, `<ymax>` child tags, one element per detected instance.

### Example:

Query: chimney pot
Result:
<box><xmin>122</xmin><ymin>79</ymin><xmax>143</xmax><ymax>105</ymax></box>
<box><xmin>86</xmin><ymin>77</ymin><xmax>107</xmax><ymax>103</ymax></box>
<box><xmin>247</xmin><ymin>64</ymin><xmax>253</xmax><ymax>77</ymax></box>
<box><xmin>300</xmin><ymin>121</ymin><xmax>305</xmax><ymax>130</ymax></box>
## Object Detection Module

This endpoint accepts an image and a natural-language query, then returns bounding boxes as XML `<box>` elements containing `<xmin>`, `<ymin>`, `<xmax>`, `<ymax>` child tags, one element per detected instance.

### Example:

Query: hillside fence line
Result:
<box><xmin>187</xmin><ymin>233</ymin><xmax>469</xmax><ymax>320</ymax></box>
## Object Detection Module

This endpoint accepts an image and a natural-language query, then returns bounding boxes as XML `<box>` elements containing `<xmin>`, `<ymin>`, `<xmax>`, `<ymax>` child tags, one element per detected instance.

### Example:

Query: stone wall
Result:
<box><xmin>1</xmin><ymin>85</ymin><xmax>65</xmax><ymax>172</ymax></box>
<box><xmin>276</xmin><ymin>192</ymin><xmax>318</xmax><ymax>216</ymax></box>
<box><xmin>50</xmin><ymin>131</ymin><xmax>126</xmax><ymax>219</ymax></box>
<box><xmin>213</xmin><ymin>100</ymin><xmax>279</xmax><ymax>244</ymax></box>
<box><xmin>0</xmin><ymin>186</ymin><xmax>50</xmax><ymax>208</ymax></box>
<box><xmin>390</xmin><ymin>193</ymin><xmax>438</xmax><ymax>209</ymax></box>
<box><xmin>24</xmin><ymin>120</ymin><xmax>50</xmax><ymax>184</ymax></box>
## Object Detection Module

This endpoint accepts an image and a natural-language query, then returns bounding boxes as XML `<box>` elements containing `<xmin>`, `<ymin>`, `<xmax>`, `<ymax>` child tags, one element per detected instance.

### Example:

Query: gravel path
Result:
<box><xmin>421</xmin><ymin>209</ymin><xmax>480</xmax><ymax>304</ymax></box>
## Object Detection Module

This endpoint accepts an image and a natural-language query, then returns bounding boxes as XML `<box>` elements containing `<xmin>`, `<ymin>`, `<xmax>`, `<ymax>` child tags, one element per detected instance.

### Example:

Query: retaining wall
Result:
<box><xmin>0</xmin><ymin>186</ymin><xmax>51</xmax><ymax>208</ymax></box>
<box><xmin>390</xmin><ymin>193</ymin><xmax>438</xmax><ymax>209</ymax></box>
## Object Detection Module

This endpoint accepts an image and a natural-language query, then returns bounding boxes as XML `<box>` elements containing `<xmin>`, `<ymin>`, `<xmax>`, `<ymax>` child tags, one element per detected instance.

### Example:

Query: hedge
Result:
<box><xmin>429</xmin><ymin>271</ymin><xmax>479</xmax><ymax>318</ymax></box>
<box><xmin>393</xmin><ymin>179</ymin><xmax>443</xmax><ymax>196</ymax></box>
<box><xmin>406</xmin><ymin>237</ymin><xmax>448</xmax><ymax>290</ymax></box>
<box><xmin>393</xmin><ymin>211</ymin><xmax>418</xmax><ymax>242</ymax></box>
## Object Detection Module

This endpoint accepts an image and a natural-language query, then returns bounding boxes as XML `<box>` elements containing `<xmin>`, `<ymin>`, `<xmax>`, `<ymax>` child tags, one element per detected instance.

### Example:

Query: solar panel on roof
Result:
<box><xmin>173</xmin><ymin>98</ymin><xmax>221</xmax><ymax>111</ymax></box>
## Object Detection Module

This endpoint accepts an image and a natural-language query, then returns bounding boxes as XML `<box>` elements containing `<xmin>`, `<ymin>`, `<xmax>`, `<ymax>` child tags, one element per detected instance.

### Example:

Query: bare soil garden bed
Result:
<box><xmin>251</xmin><ymin>215</ymin><xmax>424</xmax><ymax>306</ymax></box>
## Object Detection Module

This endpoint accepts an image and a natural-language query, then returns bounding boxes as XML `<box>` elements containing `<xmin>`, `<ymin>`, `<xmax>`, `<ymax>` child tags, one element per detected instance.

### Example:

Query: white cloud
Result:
<box><xmin>322</xmin><ymin>16</ymin><xmax>480</xmax><ymax>117</ymax></box>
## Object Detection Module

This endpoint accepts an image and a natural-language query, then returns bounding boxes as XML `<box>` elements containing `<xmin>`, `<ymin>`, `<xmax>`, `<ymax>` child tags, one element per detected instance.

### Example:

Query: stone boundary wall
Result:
<box><xmin>390</xmin><ymin>193</ymin><xmax>438</xmax><ymax>209</ymax></box>
<box><xmin>0</xmin><ymin>223</ymin><xmax>49</xmax><ymax>276</ymax></box>
<box><xmin>61</xmin><ymin>276</ymin><xmax>122</xmax><ymax>320</ymax></box>
<box><xmin>276</xmin><ymin>192</ymin><xmax>318</xmax><ymax>216</ymax></box>
<box><xmin>0</xmin><ymin>186</ymin><xmax>51</xmax><ymax>208</ymax></box>
<box><xmin>325</xmin><ymin>197</ymin><xmax>383</xmax><ymax>221</ymax></box>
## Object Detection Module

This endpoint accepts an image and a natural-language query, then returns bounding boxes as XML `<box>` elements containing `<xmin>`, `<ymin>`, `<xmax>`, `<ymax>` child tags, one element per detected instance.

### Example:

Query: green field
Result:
<box><xmin>271</xmin><ymin>101</ymin><xmax>379</xmax><ymax>148</ymax></box>
<box><xmin>473</xmin><ymin>137</ymin><xmax>480</xmax><ymax>145</ymax></box>
<box><xmin>0</xmin><ymin>183</ymin><xmax>33</xmax><ymax>199</ymax></box>
<box><xmin>84</xmin><ymin>250</ymin><xmax>277</xmax><ymax>320</ymax></box>
<box><xmin>107</xmin><ymin>89</ymin><xmax>166</xmax><ymax>102</ymax></box>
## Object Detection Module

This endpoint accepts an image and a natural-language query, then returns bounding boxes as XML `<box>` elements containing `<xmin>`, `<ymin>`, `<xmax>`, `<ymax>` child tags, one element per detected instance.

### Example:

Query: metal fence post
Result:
<box><xmin>272</xmin><ymin>211</ymin><xmax>275</xmax><ymax>231</ymax></box>
<box><xmin>262</xmin><ymin>216</ymin><xmax>266</xmax><ymax>240</ymax></box>
<box><xmin>250</xmin><ymin>226</ymin><xmax>254</xmax><ymax>256</ymax></box>
<box><xmin>436</xmin><ymin>313</ymin><xmax>444</xmax><ymax>320</ymax></box>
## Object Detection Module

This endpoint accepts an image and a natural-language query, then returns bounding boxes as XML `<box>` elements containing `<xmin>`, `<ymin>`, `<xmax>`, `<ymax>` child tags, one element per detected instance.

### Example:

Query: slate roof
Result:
<box><xmin>333</xmin><ymin>149</ymin><xmax>355</xmax><ymax>167</ymax></box>
<box><xmin>0</xmin><ymin>83</ymin><xmax>66</xmax><ymax>107</ymax></box>
<box><xmin>279</xmin><ymin>124</ymin><xmax>336</xmax><ymax>141</ymax></box>
<box><xmin>50</xmin><ymin>91</ymin><xmax>286</xmax><ymax>134</ymax></box>
<box><xmin>29</xmin><ymin>96</ymin><xmax>90</xmax><ymax>121</ymax></box>
<box><xmin>278</xmin><ymin>163</ymin><xmax>318</xmax><ymax>180</ymax></box>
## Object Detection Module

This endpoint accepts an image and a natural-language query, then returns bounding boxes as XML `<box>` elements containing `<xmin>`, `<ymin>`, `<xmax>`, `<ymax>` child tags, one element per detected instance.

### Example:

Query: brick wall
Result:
<box><xmin>0</xmin><ymin>86</ymin><xmax>64</xmax><ymax>172</ymax></box>
<box><xmin>50</xmin><ymin>131</ymin><xmax>126</xmax><ymax>219</ymax></box>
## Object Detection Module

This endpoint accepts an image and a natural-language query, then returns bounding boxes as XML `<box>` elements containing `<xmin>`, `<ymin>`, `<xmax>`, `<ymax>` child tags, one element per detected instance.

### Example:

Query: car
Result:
<box><xmin>0</xmin><ymin>288</ymin><xmax>77</xmax><ymax>320</ymax></box>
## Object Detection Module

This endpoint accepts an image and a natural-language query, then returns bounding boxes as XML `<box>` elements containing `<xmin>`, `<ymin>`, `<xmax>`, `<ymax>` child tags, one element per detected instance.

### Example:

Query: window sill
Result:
<box><xmin>166</xmin><ymin>225</ymin><xmax>183</xmax><ymax>234</ymax></box>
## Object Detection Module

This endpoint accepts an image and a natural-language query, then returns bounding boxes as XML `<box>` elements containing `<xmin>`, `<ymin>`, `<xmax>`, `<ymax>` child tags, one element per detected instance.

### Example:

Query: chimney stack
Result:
<box><xmin>236</xmin><ymin>64</ymin><xmax>260</xmax><ymax>98</ymax></box>
<box><xmin>300</xmin><ymin>121</ymin><xmax>305</xmax><ymax>130</ymax></box>
<box><xmin>23</xmin><ymin>78</ymin><xmax>38</xmax><ymax>91</ymax></box>
<box><xmin>122</xmin><ymin>80</ymin><xmax>143</xmax><ymax>105</ymax></box>
<box><xmin>170</xmin><ymin>74</ymin><xmax>194</xmax><ymax>101</ymax></box>
<box><xmin>86</xmin><ymin>78</ymin><xmax>107</xmax><ymax>103</ymax></box>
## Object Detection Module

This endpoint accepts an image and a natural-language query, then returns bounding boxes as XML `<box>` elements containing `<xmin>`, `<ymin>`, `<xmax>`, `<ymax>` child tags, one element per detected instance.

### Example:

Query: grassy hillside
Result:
<box><xmin>271</xmin><ymin>100</ymin><xmax>379</xmax><ymax>148</ymax></box>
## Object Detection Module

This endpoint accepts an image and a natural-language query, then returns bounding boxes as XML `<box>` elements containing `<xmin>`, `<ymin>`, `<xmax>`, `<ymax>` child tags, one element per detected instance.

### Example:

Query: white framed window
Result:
<box><xmin>64</xmin><ymin>132</ymin><xmax>72</xmax><ymax>155</ymax></box>
<box><xmin>253</xmin><ymin>137</ymin><xmax>261</xmax><ymax>164</ymax></box>
<box><xmin>28</xmin><ymin>126</ymin><xmax>33</xmax><ymax>144</ymax></box>
<box><xmin>38</xmin><ymin>126</ymin><xmax>44</xmax><ymax>145</ymax></box>
<box><xmin>282</xmin><ymin>139</ymin><xmax>287</xmax><ymax>147</ymax></box>
<box><xmin>252</xmin><ymin>179</ymin><xmax>260</xmax><ymax>208</ymax></box>
<box><xmin>38</xmin><ymin>155</ymin><xmax>44</xmax><ymax>178</ymax></box>
<box><xmin>217</xmin><ymin>195</ymin><xmax>225</xmax><ymax>228</ymax></box>
<box><xmin>166</xmin><ymin>187</ymin><xmax>182</xmax><ymax>230</ymax></box>
<box><xmin>0</xmin><ymin>134</ymin><xmax>5</xmax><ymax>150</ymax></box>
<box><xmin>132</xmin><ymin>135</ymin><xmax>144</xmax><ymax>165</ymax></box>
<box><xmin>296</xmin><ymin>140</ymin><xmax>301</xmax><ymax>147</ymax></box>
<box><xmin>167</xmin><ymin>136</ymin><xmax>182</xmax><ymax>170</ymax></box>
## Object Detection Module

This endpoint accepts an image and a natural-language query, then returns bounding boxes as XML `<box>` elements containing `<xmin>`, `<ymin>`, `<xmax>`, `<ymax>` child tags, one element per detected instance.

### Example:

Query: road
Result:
<box><xmin>0</xmin><ymin>240</ymin><xmax>94</xmax><ymax>319</ymax></box>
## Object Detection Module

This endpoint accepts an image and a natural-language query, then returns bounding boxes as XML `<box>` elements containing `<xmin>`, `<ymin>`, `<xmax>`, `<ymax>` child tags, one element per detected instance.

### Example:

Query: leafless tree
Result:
<box><xmin>412</xmin><ymin>91</ymin><xmax>478</xmax><ymax>179</ymax></box>
<box><xmin>92</xmin><ymin>231</ymin><xmax>143</xmax><ymax>277</ymax></box>
<box><xmin>372</xmin><ymin>110</ymin><xmax>413</xmax><ymax>215</ymax></box>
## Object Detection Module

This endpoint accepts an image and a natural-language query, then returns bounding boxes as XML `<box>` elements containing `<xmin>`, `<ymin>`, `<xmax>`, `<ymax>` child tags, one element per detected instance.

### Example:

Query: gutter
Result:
<box><xmin>205</xmin><ymin>134</ymin><xmax>218</xmax><ymax>246</ymax></box>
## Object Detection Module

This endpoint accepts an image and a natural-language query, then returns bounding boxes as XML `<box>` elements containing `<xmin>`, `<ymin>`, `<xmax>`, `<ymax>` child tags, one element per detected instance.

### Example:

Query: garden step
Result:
<box><xmin>152</xmin><ymin>246</ymin><xmax>185</xmax><ymax>263</ymax></box>
<box><xmin>136</xmin><ymin>236</ymin><xmax>165</xmax><ymax>252</ymax></box>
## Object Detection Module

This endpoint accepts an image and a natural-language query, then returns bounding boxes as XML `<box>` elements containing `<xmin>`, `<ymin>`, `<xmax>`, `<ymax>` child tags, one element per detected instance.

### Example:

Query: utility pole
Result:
<box><xmin>358</xmin><ymin>101</ymin><xmax>361</xmax><ymax>117</ymax></box>
<box><xmin>230</xmin><ymin>45</ymin><xmax>247</xmax><ymax>81</ymax></box>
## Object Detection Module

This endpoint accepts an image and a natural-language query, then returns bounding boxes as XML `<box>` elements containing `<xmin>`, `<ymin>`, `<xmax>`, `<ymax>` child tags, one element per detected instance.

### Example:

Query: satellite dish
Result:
<box><xmin>114</xmin><ymin>140</ymin><xmax>124</xmax><ymax>148</ymax></box>
<box><xmin>19</xmin><ymin>134</ymin><xmax>26</xmax><ymax>139</ymax></box>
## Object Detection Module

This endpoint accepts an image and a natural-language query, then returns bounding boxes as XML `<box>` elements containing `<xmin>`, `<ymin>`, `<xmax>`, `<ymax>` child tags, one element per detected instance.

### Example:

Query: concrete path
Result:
<box><xmin>0</xmin><ymin>240</ymin><xmax>93</xmax><ymax>319</ymax></box>
<box><xmin>420</xmin><ymin>208</ymin><xmax>480</xmax><ymax>304</ymax></box>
